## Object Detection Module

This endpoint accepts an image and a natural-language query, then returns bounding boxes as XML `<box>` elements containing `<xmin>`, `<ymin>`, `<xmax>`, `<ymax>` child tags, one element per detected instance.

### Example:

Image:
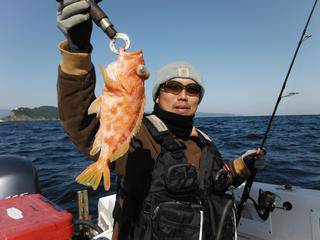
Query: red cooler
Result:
<box><xmin>0</xmin><ymin>194</ymin><xmax>73</xmax><ymax>240</ymax></box>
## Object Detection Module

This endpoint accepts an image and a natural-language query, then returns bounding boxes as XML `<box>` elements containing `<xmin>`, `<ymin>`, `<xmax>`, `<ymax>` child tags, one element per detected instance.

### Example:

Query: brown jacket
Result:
<box><xmin>57</xmin><ymin>40</ymin><xmax>250</xmax><ymax>239</ymax></box>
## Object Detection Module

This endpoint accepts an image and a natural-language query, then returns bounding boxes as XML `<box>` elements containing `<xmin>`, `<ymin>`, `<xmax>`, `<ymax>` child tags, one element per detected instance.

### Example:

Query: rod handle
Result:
<box><xmin>88</xmin><ymin>0</ymin><xmax>117</xmax><ymax>39</ymax></box>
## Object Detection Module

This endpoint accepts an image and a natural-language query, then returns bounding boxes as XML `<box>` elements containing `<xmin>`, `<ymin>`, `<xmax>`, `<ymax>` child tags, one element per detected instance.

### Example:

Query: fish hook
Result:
<box><xmin>109</xmin><ymin>33</ymin><xmax>131</xmax><ymax>54</ymax></box>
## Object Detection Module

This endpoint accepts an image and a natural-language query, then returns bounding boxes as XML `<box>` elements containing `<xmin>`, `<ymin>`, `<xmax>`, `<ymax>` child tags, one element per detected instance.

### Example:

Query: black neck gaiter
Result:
<box><xmin>152</xmin><ymin>104</ymin><xmax>194</xmax><ymax>139</ymax></box>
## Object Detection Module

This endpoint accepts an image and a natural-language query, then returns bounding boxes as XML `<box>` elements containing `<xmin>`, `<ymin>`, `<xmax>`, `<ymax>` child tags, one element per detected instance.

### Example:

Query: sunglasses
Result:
<box><xmin>160</xmin><ymin>81</ymin><xmax>202</xmax><ymax>96</ymax></box>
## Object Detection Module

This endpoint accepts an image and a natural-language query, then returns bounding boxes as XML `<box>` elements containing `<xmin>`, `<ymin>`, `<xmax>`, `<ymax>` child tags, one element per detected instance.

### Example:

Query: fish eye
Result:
<box><xmin>136</xmin><ymin>65</ymin><xmax>150</xmax><ymax>79</ymax></box>
<box><xmin>138</xmin><ymin>65</ymin><xmax>146</xmax><ymax>74</ymax></box>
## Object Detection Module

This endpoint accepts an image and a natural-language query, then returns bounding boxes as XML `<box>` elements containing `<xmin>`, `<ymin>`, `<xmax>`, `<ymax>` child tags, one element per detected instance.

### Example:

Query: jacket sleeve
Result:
<box><xmin>57</xmin><ymin>40</ymin><xmax>99</xmax><ymax>160</ymax></box>
<box><xmin>211</xmin><ymin>140</ymin><xmax>249</xmax><ymax>188</ymax></box>
<box><xmin>229</xmin><ymin>157</ymin><xmax>251</xmax><ymax>188</ymax></box>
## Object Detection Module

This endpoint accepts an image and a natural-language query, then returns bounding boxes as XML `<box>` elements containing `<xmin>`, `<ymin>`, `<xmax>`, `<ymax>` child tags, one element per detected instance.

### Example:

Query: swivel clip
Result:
<box><xmin>109</xmin><ymin>33</ymin><xmax>131</xmax><ymax>54</ymax></box>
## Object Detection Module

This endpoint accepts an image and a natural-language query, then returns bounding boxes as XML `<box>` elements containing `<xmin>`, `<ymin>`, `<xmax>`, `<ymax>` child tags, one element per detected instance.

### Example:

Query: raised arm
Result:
<box><xmin>57</xmin><ymin>0</ymin><xmax>99</xmax><ymax>160</ymax></box>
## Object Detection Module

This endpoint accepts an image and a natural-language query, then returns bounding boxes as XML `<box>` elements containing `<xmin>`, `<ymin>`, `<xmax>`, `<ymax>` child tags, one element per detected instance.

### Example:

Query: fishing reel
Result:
<box><xmin>249</xmin><ymin>189</ymin><xmax>292</xmax><ymax>221</ymax></box>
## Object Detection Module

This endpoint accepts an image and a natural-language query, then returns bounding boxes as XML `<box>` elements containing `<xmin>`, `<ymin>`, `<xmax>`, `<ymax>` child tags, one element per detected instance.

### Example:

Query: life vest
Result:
<box><xmin>119</xmin><ymin>114</ymin><xmax>237</xmax><ymax>240</ymax></box>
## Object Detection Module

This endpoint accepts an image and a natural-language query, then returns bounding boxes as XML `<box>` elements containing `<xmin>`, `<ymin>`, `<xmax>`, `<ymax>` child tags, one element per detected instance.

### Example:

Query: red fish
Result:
<box><xmin>76</xmin><ymin>48</ymin><xmax>149</xmax><ymax>190</ymax></box>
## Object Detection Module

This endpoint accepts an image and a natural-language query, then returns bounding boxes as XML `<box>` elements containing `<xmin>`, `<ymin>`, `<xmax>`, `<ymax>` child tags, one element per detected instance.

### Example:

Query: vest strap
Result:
<box><xmin>143</xmin><ymin>114</ymin><xmax>186</xmax><ymax>160</ymax></box>
<box><xmin>145</xmin><ymin>114</ymin><xmax>168</xmax><ymax>132</ymax></box>
<box><xmin>196</xmin><ymin>129</ymin><xmax>211</xmax><ymax>142</ymax></box>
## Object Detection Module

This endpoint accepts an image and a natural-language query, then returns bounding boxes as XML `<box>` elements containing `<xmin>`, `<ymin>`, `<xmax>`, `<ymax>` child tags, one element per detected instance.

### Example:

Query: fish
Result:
<box><xmin>76</xmin><ymin>48</ymin><xmax>149</xmax><ymax>190</ymax></box>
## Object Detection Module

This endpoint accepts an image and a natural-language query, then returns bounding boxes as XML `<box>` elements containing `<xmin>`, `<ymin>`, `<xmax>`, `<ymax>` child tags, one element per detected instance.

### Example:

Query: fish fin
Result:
<box><xmin>90</xmin><ymin>145</ymin><xmax>101</xmax><ymax>156</ymax></box>
<box><xmin>100</xmin><ymin>65</ymin><xmax>119</xmax><ymax>90</ymax></box>
<box><xmin>110</xmin><ymin>141</ymin><xmax>130</xmax><ymax>161</ymax></box>
<box><xmin>76</xmin><ymin>158</ymin><xmax>111</xmax><ymax>190</ymax></box>
<box><xmin>99</xmin><ymin>65</ymin><xmax>109</xmax><ymax>82</ymax></box>
<box><xmin>90</xmin><ymin>130</ymin><xmax>102</xmax><ymax>156</ymax></box>
<box><xmin>132</xmin><ymin>97</ymin><xmax>146</xmax><ymax>136</ymax></box>
<box><xmin>103</xmin><ymin>166</ymin><xmax>111</xmax><ymax>191</ymax></box>
<box><xmin>76</xmin><ymin>161</ymin><xmax>103</xmax><ymax>190</ymax></box>
<box><xmin>88</xmin><ymin>96</ymin><xmax>102</xmax><ymax>116</ymax></box>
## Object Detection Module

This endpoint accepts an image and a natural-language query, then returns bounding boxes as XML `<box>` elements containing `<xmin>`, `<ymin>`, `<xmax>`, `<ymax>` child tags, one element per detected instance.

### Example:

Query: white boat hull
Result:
<box><xmin>235</xmin><ymin>182</ymin><xmax>320</xmax><ymax>240</ymax></box>
<box><xmin>94</xmin><ymin>182</ymin><xmax>320</xmax><ymax>240</ymax></box>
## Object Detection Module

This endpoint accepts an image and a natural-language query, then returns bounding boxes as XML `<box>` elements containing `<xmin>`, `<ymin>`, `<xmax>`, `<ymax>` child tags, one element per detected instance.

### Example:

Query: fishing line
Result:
<box><xmin>236</xmin><ymin>0</ymin><xmax>319</xmax><ymax>223</ymax></box>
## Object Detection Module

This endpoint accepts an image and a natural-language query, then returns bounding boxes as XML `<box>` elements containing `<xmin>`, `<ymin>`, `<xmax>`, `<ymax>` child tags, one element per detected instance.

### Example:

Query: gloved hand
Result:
<box><xmin>242</xmin><ymin>148</ymin><xmax>266</xmax><ymax>172</ymax></box>
<box><xmin>57</xmin><ymin>0</ymin><xmax>92</xmax><ymax>52</ymax></box>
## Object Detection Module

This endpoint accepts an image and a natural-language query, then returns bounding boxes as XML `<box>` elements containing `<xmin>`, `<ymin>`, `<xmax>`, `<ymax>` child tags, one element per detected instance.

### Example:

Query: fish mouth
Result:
<box><xmin>122</xmin><ymin>50</ymin><xmax>143</xmax><ymax>60</ymax></box>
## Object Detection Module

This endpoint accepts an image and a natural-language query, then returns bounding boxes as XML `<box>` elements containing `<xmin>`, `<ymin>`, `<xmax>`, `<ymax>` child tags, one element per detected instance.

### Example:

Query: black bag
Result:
<box><xmin>152</xmin><ymin>201</ymin><xmax>205</xmax><ymax>240</ymax></box>
<box><xmin>165</xmin><ymin>163</ymin><xmax>198</xmax><ymax>193</ymax></box>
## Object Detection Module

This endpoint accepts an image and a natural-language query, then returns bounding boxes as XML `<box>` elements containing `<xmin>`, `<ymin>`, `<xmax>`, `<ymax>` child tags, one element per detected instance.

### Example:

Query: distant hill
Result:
<box><xmin>196</xmin><ymin>112</ymin><xmax>236</xmax><ymax>118</ymax></box>
<box><xmin>1</xmin><ymin>106</ymin><xmax>59</xmax><ymax>121</ymax></box>
<box><xmin>0</xmin><ymin>106</ymin><xmax>234</xmax><ymax>121</ymax></box>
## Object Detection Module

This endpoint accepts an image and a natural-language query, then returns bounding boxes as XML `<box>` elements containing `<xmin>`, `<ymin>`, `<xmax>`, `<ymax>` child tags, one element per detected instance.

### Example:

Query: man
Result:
<box><xmin>57</xmin><ymin>1</ymin><xmax>265</xmax><ymax>239</ymax></box>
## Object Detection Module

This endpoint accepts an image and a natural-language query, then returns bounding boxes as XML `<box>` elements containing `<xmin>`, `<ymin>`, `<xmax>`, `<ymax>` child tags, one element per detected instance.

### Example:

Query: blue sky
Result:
<box><xmin>0</xmin><ymin>0</ymin><xmax>319</xmax><ymax>115</ymax></box>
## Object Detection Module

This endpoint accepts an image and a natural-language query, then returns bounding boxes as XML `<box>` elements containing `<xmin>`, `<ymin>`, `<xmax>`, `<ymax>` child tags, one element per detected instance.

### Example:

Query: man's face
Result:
<box><xmin>156</xmin><ymin>78</ymin><xmax>201</xmax><ymax>116</ymax></box>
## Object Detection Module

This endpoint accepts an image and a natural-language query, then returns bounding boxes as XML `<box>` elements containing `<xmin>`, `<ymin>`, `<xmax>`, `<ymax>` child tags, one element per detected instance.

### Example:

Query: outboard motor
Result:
<box><xmin>0</xmin><ymin>155</ymin><xmax>40</xmax><ymax>199</ymax></box>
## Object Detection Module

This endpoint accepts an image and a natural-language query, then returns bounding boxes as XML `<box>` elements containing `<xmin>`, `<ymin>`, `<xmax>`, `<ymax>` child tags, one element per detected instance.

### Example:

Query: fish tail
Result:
<box><xmin>103</xmin><ymin>165</ymin><xmax>111</xmax><ymax>191</ymax></box>
<box><xmin>76</xmin><ymin>158</ymin><xmax>111</xmax><ymax>190</ymax></box>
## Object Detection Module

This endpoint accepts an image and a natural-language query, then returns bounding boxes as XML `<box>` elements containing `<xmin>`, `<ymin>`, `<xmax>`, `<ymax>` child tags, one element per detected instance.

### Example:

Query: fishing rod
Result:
<box><xmin>87</xmin><ymin>0</ymin><xmax>117</xmax><ymax>39</ymax></box>
<box><xmin>236</xmin><ymin>0</ymin><xmax>319</xmax><ymax>223</ymax></box>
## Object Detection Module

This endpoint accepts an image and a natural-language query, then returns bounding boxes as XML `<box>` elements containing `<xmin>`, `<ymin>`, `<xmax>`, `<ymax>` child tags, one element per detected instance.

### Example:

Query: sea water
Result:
<box><xmin>0</xmin><ymin>115</ymin><xmax>319</xmax><ymax>217</ymax></box>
